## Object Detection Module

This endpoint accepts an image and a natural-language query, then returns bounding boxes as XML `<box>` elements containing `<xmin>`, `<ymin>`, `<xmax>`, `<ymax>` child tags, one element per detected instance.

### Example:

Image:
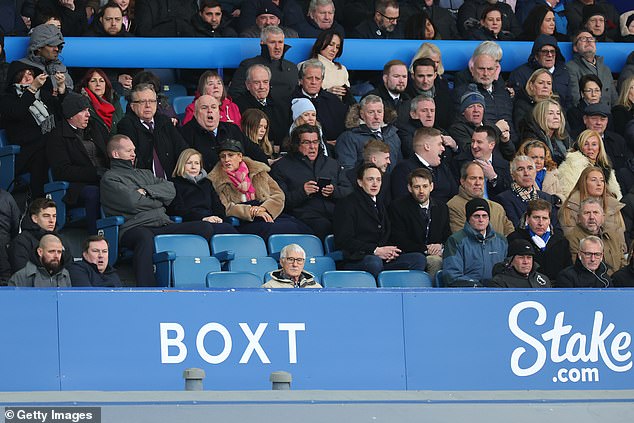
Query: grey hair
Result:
<box><xmin>130</xmin><ymin>83</ymin><xmax>156</xmax><ymax>100</ymax></box>
<box><xmin>280</xmin><ymin>244</ymin><xmax>306</xmax><ymax>259</ymax></box>
<box><xmin>300</xmin><ymin>58</ymin><xmax>325</xmax><ymax>79</ymax></box>
<box><xmin>472</xmin><ymin>40</ymin><xmax>503</xmax><ymax>62</ymax></box>
<box><xmin>246</xmin><ymin>64</ymin><xmax>271</xmax><ymax>82</ymax></box>
<box><xmin>308</xmin><ymin>0</ymin><xmax>334</xmax><ymax>14</ymax></box>
<box><xmin>261</xmin><ymin>25</ymin><xmax>284</xmax><ymax>43</ymax></box>
<box><xmin>460</xmin><ymin>161</ymin><xmax>483</xmax><ymax>180</ymax></box>
<box><xmin>578</xmin><ymin>197</ymin><xmax>605</xmax><ymax>218</ymax></box>
<box><xmin>359</xmin><ymin>94</ymin><xmax>383</xmax><ymax>110</ymax></box>
<box><xmin>579</xmin><ymin>235</ymin><xmax>604</xmax><ymax>251</ymax></box>
<box><xmin>409</xmin><ymin>94</ymin><xmax>434</xmax><ymax>113</ymax></box>
<box><xmin>510</xmin><ymin>155</ymin><xmax>535</xmax><ymax>174</ymax></box>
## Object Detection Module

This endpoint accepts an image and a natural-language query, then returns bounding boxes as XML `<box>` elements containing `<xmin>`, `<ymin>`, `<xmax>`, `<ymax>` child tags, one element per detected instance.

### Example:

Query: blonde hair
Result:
<box><xmin>532</xmin><ymin>99</ymin><xmax>568</xmax><ymax>140</ymax></box>
<box><xmin>241</xmin><ymin>108</ymin><xmax>273</xmax><ymax>156</ymax></box>
<box><xmin>617</xmin><ymin>75</ymin><xmax>634</xmax><ymax>110</ymax></box>
<box><xmin>410</xmin><ymin>42</ymin><xmax>444</xmax><ymax>75</ymax></box>
<box><xmin>525</xmin><ymin>68</ymin><xmax>553</xmax><ymax>100</ymax></box>
<box><xmin>575</xmin><ymin>129</ymin><xmax>611</xmax><ymax>169</ymax></box>
<box><xmin>173</xmin><ymin>148</ymin><xmax>203</xmax><ymax>178</ymax></box>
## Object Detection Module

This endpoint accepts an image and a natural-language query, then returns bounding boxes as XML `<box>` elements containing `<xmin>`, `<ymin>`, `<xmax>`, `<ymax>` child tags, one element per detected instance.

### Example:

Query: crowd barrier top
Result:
<box><xmin>3</xmin><ymin>37</ymin><xmax>633</xmax><ymax>72</ymax></box>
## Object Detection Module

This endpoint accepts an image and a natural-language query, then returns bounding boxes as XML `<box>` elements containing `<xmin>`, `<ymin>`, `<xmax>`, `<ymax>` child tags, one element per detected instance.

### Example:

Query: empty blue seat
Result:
<box><xmin>377</xmin><ymin>270</ymin><xmax>433</xmax><ymax>288</ymax></box>
<box><xmin>0</xmin><ymin>129</ymin><xmax>22</xmax><ymax>192</ymax></box>
<box><xmin>434</xmin><ymin>270</ymin><xmax>444</xmax><ymax>288</ymax></box>
<box><xmin>303</xmin><ymin>256</ymin><xmax>336</xmax><ymax>283</ymax></box>
<box><xmin>210</xmin><ymin>233</ymin><xmax>267</xmax><ymax>261</ymax></box>
<box><xmin>206</xmin><ymin>271</ymin><xmax>263</xmax><ymax>288</ymax></box>
<box><xmin>267</xmin><ymin>234</ymin><xmax>324</xmax><ymax>260</ymax></box>
<box><xmin>228</xmin><ymin>256</ymin><xmax>279</xmax><ymax>281</ymax></box>
<box><xmin>323</xmin><ymin>234</ymin><xmax>343</xmax><ymax>262</ymax></box>
<box><xmin>162</xmin><ymin>83</ymin><xmax>187</xmax><ymax>105</ymax></box>
<box><xmin>44</xmin><ymin>169</ymin><xmax>87</xmax><ymax>231</ymax></box>
<box><xmin>154</xmin><ymin>234</ymin><xmax>212</xmax><ymax>287</ymax></box>
<box><xmin>321</xmin><ymin>271</ymin><xmax>377</xmax><ymax>288</ymax></box>
<box><xmin>172</xmin><ymin>96</ymin><xmax>195</xmax><ymax>115</ymax></box>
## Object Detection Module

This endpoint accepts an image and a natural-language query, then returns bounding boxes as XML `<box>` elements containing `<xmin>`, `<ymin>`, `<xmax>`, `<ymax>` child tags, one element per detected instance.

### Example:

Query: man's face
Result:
<box><xmin>37</xmin><ymin>45</ymin><xmax>60</xmax><ymax>61</ymax></box>
<box><xmin>297</xmin><ymin>132</ymin><xmax>320</xmax><ymax>161</ymax></box>
<box><xmin>461</xmin><ymin>164</ymin><xmax>485</xmax><ymax>197</ymax></box>
<box><xmin>113</xmin><ymin>138</ymin><xmax>136</xmax><ymax>164</ymax></box>
<box><xmin>370</xmin><ymin>152</ymin><xmax>391</xmax><ymax>173</ymax></box>
<box><xmin>511</xmin><ymin>255</ymin><xmax>533</xmax><ymax>275</ymax></box>
<box><xmin>463</xmin><ymin>103</ymin><xmax>484</xmax><ymax>125</ymax></box>
<box><xmin>468</xmin><ymin>211</ymin><xmax>489</xmax><ymax>234</ymax></box>
<box><xmin>83</xmin><ymin>240</ymin><xmax>109</xmax><ymax>273</ymax></box>
<box><xmin>573</xmin><ymin>31</ymin><xmax>596</xmax><ymax>59</ymax></box>
<box><xmin>359</xmin><ymin>101</ymin><xmax>384</xmax><ymax>130</ymax></box>
<box><xmin>32</xmin><ymin>207</ymin><xmax>56</xmax><ymax>231</ymax></box>
<box><xmin>526</xmin><ymin>209</ymin><xmax>550</xmax><ymax>236</ymax></box>
<box><xmin>310</xmin><ymin>3</ymin><xmax>334</xmax><ymax>29</ymax></box>
<box><xmin>264</xmin><ymin>33</ymin><xmax>285</xmax><ymax>60</ymax></box>
<box><xmin>357</xmin><ymin>167</ymin><xmax>382</xmax><ymax>197</ymax></box>
<box><xmin>408</xmin><ymin>176</ymin><xmax>433</xmax><ymax>205</ymax></box>
<box><xmin>301</xmin><ymin>66</ymin><xmax>323</xmax><ymax>96</ymax></box>
<box><xmin>471</xmin><ymin>131</ymin><xmax>494</xmax><ymax>159</ymax></box>
<box><xmin>245</xmin><ymin>67</ymin><xmax>270</xmax><ymax>100</ymax></box>
<box><xmin>422</xmin><ymin>135</ymin><xmax>444</xmax><ymax>167</ymax></box>
<box><xmin>375</xmin><ymin>6</ymin><xmax>400</xmax><ymax>32</ymax></box>
<box><xmin>411</xmin><ymin>99</ymin><xmax>435</xmax><ymax>127</ymax></box>
<box><xmin>512</xmin><ymin>159</ymin><xmax>536</xmax><ymax>188</ymax></box>
<box><xmin>383</xmin><ymin>64</ymin><xmax>408</xmax><ymax>94</ymax></box>
<box><xmin>583</xmin><ymin>114</ymin><xmax>608</xmax><ymax>134</ymax></box>
<box><xmin>471</xmin><ymin>55</ymin><xmax>497</xmax><ymax>89</ymax></box>
<box><xmin>201</xmin><ymin>6</ymin><xmax>223</xmax><ymax>29</ymax></box>
<box><xmin>535</xmin><ymin>44</ymin><xmax>557</xmax><ymax>68</ymax></box>
<box><xmin>256</xmin><ymin>13</ymin><xmax>280</xmax><ymax>29</ymax></box>
<box><xmin>130</xmin><ymin>88</ymin><xmax>157</xmax><ymax>121</ymax></box>
<box><xmin>412</xmin><ymin>65</ymin><xmax>436</xmax><ymax>91</ymax></box>
<box><xmin>585</xmin><ymin>14</ymin><xmax>605</xmax><ymax>37</ymax></box>
<box><xmin>38</xmin><ymin>240</ymin><xmax>63</xmax><ymax>274</ymax></box>
<box><xmin>578</xmin><ymin>203</ymin><xmax>604</xmax><ymax>234</ymax></box>
<box><xmin>578</xmin><ymin>240</ymin><xmax>603</xmax><ymax>272</ymax></box>
<box><xmin>195</xmin><ymin>95</ymin><xmax>220</xmax><ymax>131</ymax></box>
<box><xmin>281</xmin><ymin>254</ymin><xmax>305</xmax><ymax>280</ymax></box>
<box><xmin>68</xmin><ymin>108</ymin><xmax>90</xmax><ymax>130</ymax></box>
<box><xmin>101</xmin><ymin>6</ymin><xmax>123</xmax><ymax>35</ymax></box>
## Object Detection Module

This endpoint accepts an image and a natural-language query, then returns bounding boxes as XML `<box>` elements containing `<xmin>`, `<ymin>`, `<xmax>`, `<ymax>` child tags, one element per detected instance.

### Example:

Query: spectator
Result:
<box><xmin>508</xmin><ymin>198</ymin><xmax>571</xmax><ymax>283</ymax></box>
<box><xmin>489</xmin><ymin>239</ymin><xmax>552</xmax><ymax>288</ymax></box>
<box><xmin>403</xmin><ymin>10</ymin><xmax>440</xmax><ymax>40</ymax></box>
<box><xmin>240</xmin><ymin>0</ymin><xmax>298</xmax><ymax>38</ymax></box>
<box><xmin>520</xmin><ymin>98</ymin><xmax>572</xmax><ymax>165</ymax></box>
<box><xmin>513</xmin><ymin>69</ymin><xmax>556</xmax><ymax>133</ymax></box>
<box><xmin>33</xmin><ymin>0</ymin><xmax>89</xmax><ymax>36</ymax></box>
<box><xmin>467</xmin><ymin>4</ymin><xmax>516</xmax><ymax>40</ymax></box>
<box><xmin>183</xmin><ymin>70</ymin><xmax>241</xmax><ymax>127</ymax></box>
<box><xmin>77</xmin><ymin>68</ymin><xmax>124</xmax><ymax>133</ymax></box>
<box><xmin>389</xmin><ymin>168</ymin><xmax>451</xmax><ymax>276</ymax></box>
<box><xmin>516</xmin><ymin>0</ymin><xmax>567</xmax><ymax>36</ymax></box>
<box><xmin>395</xmin><ymin>96</ymin><xmax>437</xmax><ymax>158</ymax></box>
<box><xmin>0</xmin><ymin>190</ymin><xmax>20</xmax><ymax>284</ymax></box>
<box><xmin>457</xmin><ymin>0</ymin><xmax>521</xmax><ymax>39</ymax></box>
<box><xmin>442</xmin><ymin>198</ymin><xmax>508</xmax><ymax>287</ymax></box>
<box><xmin>517</xmin><ymin>139</ymin><xmax>563</xmax><ymax>199</ymax></box>
<box><xmin>565</xmin><ymin>0</ymin><xmax>619</xmax><ymax>40</ymax></box>
<box><xmin>84</xmin><ymin>2</ymin><xmax>132</xmax><ymax>37</ymax></box>
<box><xmin>287</xmin><ymin>98</ymin><xmax>329</xmax><ymax>156</ymax></box>
<box><xmin>567</xmin><ymin>74</ymin><xmax>603</xmax><ymax>138</ymax></box>
<box><xmin>135</xmin><ymin>0</ymin><xmax>197</xmax><ymax>36</ymax></box>
<box><xmin>557</xmin><ymin>235</ymin><xmax>611</xmax><ymax>287</ymax></box>
<box><xmin>8</xmin><ymin>234</ymin><xmax>71</xmax><ymax>287</ymax></box>
<box><xmin>238</xmin><ymin>0</ymin><xmax>305</xmax><ymax>34</ymax></box>
<box><xmin>117</xmin><ymin>83</ymin><xmax>188</xmax><ymax>178</ymax></box>
<box><xmin>191</xmin><ymin>0</ymin><xmax>238</xmax><ymax>37</ymax></box>
<box><xmin>565</xmin><ymin>197</ymin><xmax>626</xmax><ymax>275</ymax></box>
<box><xmin>402</xmin><ymin>0</ymin><xmax>460</xmax><ymax>40</ymax></box>
<box><xmin>447</xmin><ymin>161</ymin><xmax>514</xmax><ymax>235</ymax></box>
<box><xmin>612</xmin><ymin>76</ymin><xmax>634</xmax><ymax>137</ymax></box>
<box><xmin>612</xmin><ymin>243</ymin><xmax>634</xmax><ymax>287</ymax></box>
<box><xmin>68</xmin><ymin>235</ymin><xmax>122</xmax><ymax>287</ymax></box>
<box><xmin>271</xmin><ymin>124</ymin><xmax>351</xmax><ymax>239</ymax></box>
<box><xmin>262</xmin><ymin>244</ymin><xmax>322</xmax><ymax>288</ymax></box>
<box><xmin>410</xmin><ymin>42</ymin><xmax>447</xmax><ymax>81</ymax></box>
<box><xmin>519</xmin><ymin>4</ymin><xmax>568</xmax><ymax>41</ymax></box>
<box><xmin>333</xmin><ymin>163</ymin><xmax>427</xmax><ymax>278</ymax></box>
<box><xmin>620</xmin><ymin>12</ymin><xmax>634</xmax><ymax>43</ymax></box>
<box><xmin>241</xmin><ymin>108</ymin><xmax>275</xmax><ymax>163</ymax></box>
<box><xmin>366</xmin><ymin>60</ymin><xmax>411</xmax><ymax>123</ymax></box>
<box><xmin>580</xmin><ymin>4</ymin><xmax>613</xmax><ymax>42</ymax></box>
<box><xmin>130</xmin><ymin>71</ymin><xmax>178</xmax><ymax>122</ymax></box>
<box><xmin>113</xmin><ymin>0</ymin><xmax>134</xmax><ymax>32</ymax></box>
<box><xmin>352</xmin><ymin>0</ymin><xmax>403</xmax><ymax>39</ymax></box>
<box><xmin>347</xmin><ymin>139</ymin><xmax>393</xmax><ymax>206</ymax></box>
<box><xmin>405</xmin><ymin>58</ymin><xmax>454</xmax><ymax>131</ymax></box>
<box><xmin>295</xmin><ymin>0</ymin><xmax>345</xmax><ymax>38</ymax></box>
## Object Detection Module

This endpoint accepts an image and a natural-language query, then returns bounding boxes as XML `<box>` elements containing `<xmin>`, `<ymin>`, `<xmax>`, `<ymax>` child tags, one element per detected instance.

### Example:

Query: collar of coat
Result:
<box><xmin>210</xmin><ymin>156</ymin><xmax>270</xmax><ymax>185</ymax></box>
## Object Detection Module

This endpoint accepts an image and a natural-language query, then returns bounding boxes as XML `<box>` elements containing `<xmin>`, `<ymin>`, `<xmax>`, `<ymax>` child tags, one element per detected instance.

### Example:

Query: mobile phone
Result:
<box><xmin>317</xmin><ymin>177</ymin><xmax>331</xmax><ymax>189</ymax></box>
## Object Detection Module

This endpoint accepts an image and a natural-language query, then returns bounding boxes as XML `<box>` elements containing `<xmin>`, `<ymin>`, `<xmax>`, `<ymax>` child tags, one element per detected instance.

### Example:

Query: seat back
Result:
<box><xmin>173</xmin><ymin>256</ymin><xmax>221</xmax><ymax>288</ymax></box>
<box><xmin>303</xmin><ymin>256</ymin><xmax>336</xmax><ymax>283</ymax></box>
<box><xmin>228</xmin><ymin>256</ymin><xmax>278</xmax><ymax>281</ymax></box>
<box><xmin>434</xmin><ymin>270</ymin><xmax>444</xmax><ymax>288</ymax></box>
<box><xmin>377</xmin><ymin>270</ymin><xmax>433</xmax><ymax>288</ymax></box>
<box><xmin>154</xmin><ymin>234</ymin><xmax>210</xmax><ymax>256</ymax></box>
<box><xmin>321</xmin><ymin>271</ymin><xmax>377</xmax><ymax>288</ymax></box>
<box><xmin>172</xmin><ymin>96</ymin><xmax>195</xmax><ymax>115</ymax></box>
<box><xmin>323</xmin><ymin>234</ymin><xmax>343</xmax><ymax>262</ymax></box>
<box><xmin>0</xmin><ymin>129</ymin><xmax>21</xmax><ymax>192</ymax></box>
<box><xmin>211</xmin><ymin>234</ymin><xmax>267</xmax><ymax>258</ymax></box>
<box><xmin>162</xmin><ymin>83</ymin><xmax>187</xmax><ymax>105</ymax></box>
<box><xmin>206</xmin><ymin>271</ymin><xmax>263</xmax><ymax>288</ymax></box>
<box><xmin>267</xmin><ymin>234</ymin><xmax>324</xmax><ymax>260</ymax></box>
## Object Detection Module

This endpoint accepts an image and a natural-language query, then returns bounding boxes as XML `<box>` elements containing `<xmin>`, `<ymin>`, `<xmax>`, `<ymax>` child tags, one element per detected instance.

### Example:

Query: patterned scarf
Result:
<box><xmin>225</xmin><ymin>160</ymin><xmax>256</xmax><ymax>201</ymax></box>
<box><xmin>14</xmin><ymin>84</ymin><xmax>55</xmax><ymax>134</ymax></box>
<box><xmin>84</xmin><ymin>88</ymin><xmax>115</xmax><ymax>129</ymax></box>
<box><xmin>511</xmin><ymin>182</ymin><xmax>539</xmax><ymax>202</ymax></box>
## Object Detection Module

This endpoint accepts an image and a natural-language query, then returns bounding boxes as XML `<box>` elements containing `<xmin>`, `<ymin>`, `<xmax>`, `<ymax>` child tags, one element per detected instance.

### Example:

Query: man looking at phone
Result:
<box><xmin>271</xmin><ymin>124</ymin><xmax>352</xmax><ymax>240</ymax></box>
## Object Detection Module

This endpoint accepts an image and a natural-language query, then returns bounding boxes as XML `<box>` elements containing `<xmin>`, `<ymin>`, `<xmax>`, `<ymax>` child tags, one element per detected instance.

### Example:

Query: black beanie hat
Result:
<box><xmin>62</xmin><ymin>91</ymin><xmax>91</xmax><ymax>119</ymax></box>
<box><xmin>465</xmin><ymin>198</ymin><xmax>490</xmax><ymax>220</ymax></box>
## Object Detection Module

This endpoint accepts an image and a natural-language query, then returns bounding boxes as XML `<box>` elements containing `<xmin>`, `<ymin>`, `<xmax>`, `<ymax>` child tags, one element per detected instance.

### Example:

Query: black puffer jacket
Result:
<box><xmin>489</xmin><ymin>259</ymin><xmax>551</xmax><ymax>288</ymax></box>
<box><xmin>9</xmin><ymin>218</ymin><xmax>73</xmax><ymax>274</ymax></box>
<box><xmin>134</xmin><ymin>0</ymin><xmax>197</xmax><ymax>36</ymax></box>
<box><xmin>556</xmin><ymin>258</ymin><xmax>612</xmax><ymax>288</ymax></box>
<box><xmin>507</xmin><ymin>228</ymin><xmax>571</xmax><ymax>283</ymax></box>
<box><xmin>68</xmin><ymin>259</ymin><xmax>122</xmax><ymax>287</ymax></box>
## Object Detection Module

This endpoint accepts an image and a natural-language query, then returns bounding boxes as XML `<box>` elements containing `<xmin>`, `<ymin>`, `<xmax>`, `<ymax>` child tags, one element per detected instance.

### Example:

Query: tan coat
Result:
<box><xmin>447</xmin><ymin>186</ymin><xmax>515</xmax><ymax>236</ymax></box>
<box><xmin>541</xmin><ymin>168</ymin><xmax>565</xmax><ymax>202</ymax></box>
<box><xmin>557</xmin><ymin>151</ymin><xmax>622</xmax><ymax>200</ymax></box>
<box><xmin>566</xmin><ymin>224</ymin><xmax>627</xmax><ymax>275</ymax></box>
<box><xmin>209</xmin><ymin>157</ymin><xmax>285</xmax><ymax>221</ymax></box>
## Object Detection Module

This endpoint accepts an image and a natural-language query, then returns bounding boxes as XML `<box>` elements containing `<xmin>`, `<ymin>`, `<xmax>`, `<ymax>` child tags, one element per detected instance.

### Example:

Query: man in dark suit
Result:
<box><xmin>333</xmin><ymin>163</ymin><xmax>426</xmax><ymax>278</ymax></box>
<box><xmin>389</xmin><ymin>168</ymin><xmax>450</xmax><ymax>276</ymax></box>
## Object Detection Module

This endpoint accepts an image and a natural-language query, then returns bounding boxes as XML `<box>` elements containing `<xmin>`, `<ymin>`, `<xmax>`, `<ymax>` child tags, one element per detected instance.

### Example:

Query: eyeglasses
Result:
<box><xmin>283</xmin><ymin>257</ymin><xmax>305</xmax><ymax>264</ymax></box>
<box><xmin>299</xmin><ymin>140</ymin><xmax>320</xmax><ymax>146</ymax></box>
<box><xmin>580</xmin><ymin>251</ymin><xmax>603</xmax><ymax>259</ymax></box>
<box><xmin>539</xmin><ymin>49</ymin><xmax>556</xmax><ymax>56</ymax></box>
<box><xmin>577</xmin><ymin>36</ymin><xmax>596</xmax><ymax>43</ymax></box>
<box><xmin>131</xmin><ymin>99</ymin><xmax>157</xmax><ymax>105</ymax></box>
<box><xmin>583</xmin><ymin>88</ymin><xmax>601</xmax><ymax>94</ymax></box>
<box><xmin>377</xmin><ymin>11</ymin><xmax>399</xmax><ymax>22</ymax></box>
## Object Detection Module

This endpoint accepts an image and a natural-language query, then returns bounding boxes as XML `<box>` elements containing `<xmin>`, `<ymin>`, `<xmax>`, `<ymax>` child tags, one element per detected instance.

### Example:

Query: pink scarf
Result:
<box><xmin>225</xmin><ymin>160</ymin><xmax>256</xmax><ymax>201</ymax></box>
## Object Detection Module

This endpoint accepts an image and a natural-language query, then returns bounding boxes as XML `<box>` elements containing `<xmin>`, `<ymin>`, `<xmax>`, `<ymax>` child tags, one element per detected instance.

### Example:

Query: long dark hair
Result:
<box><xmin>308</xmin><ymin>29</ymin><xmax>344</xmax><ymax>69</ymax></box>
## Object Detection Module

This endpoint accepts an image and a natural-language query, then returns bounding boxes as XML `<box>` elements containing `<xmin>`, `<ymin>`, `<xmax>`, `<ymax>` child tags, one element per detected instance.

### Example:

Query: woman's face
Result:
<box><xmin>114</xmin><ymin>0</ymin><xmax>129</xmax><ymax>11</ymax></box>
<box><xmin>257</xmin><ymin>118</ymin><xmax>268</xmax><ymax>141</ymax></box>
<box><xmin>426</xmin><ymin>52</ymin><xmax>441</xmax><ymax>71</ymax></box>
<box><xmin>184</xmin><ymin>154</ymin><xmax>202</xmax><ymax>177</ymax></box>
<box><xmin>531</xmin><ymin>72</ymin><xmax>553</xmax><ymax>99</ymax></box>
<box><xmin>482</xmin><ymin>10</ymin><xmax>502</xmax><ymax>35</ymax></box>
<box><xmin>581</xmin><ymin>136</ymin><xmax>601</xmax><ymax>162</ymax></box>
<box><xmin>627</xmin><ymin>83</ymin><xmax>634</xmax><ymax>103</ymax></box>
<box><xmin>424</xmin><ymin>19</ymin><xmax>435</xmax><ymax>39</ymax></box>
<box><xmin>585</xmin><ymin>170</ymin><xmax>605</xmax><ymax>197</ymax></box>
<box><xmin>88</xmin><ymin>72</ymin><xmax>106</xmax><ymax>97</ymax></box>
<box><xmin>540</xmin><ymin>11</ymin><xmax>556</xmax><ymax>35</ymax></box>
<box><xmin>204</xmin><ymin>76</ymin><xmax>224</xmax><ymax>100</ymax></box>
<box><xmin>527</xmin><ymin>146</ymin><xmax>546</xmax><ymax>172</ymax></box>
<box><xmin>582</xmin><ymin>81</ymin><xmax>601</xmax><ymax>104</ymax></box>
<box><xmin>219</xmin><ymin>151</ymin><xmax>243</xmax><ymax>173</ymax></box>
<box><xmin>19</xmin><ymin>69</ymin><xmax>35</xmax><ymax>85</ymax></box>
<box><xmin>300</xmin><ymin>110</ymin><xmax>317</xmax><ymax>126</ymax></box>
<box><xmin>320</xmin><ymin>34</ymin><xmax>341</xmax><ymax>62</ymax></box>
<box><xmin>545</xmin><ymin>104</ymin><xmax>561</xmax><ymax>130</ymax></box>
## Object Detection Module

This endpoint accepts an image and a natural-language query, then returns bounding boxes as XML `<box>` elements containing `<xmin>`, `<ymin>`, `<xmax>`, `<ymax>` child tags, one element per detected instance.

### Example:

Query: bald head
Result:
<box><xmin>195</xmin><ymin>94</ymin><xmax>220</xmax><ymax>131</ymax></box>
<box><xmin>38</xmin><ymin>234</ymin><xmax>63</xmax><ymax>274</ymax></box>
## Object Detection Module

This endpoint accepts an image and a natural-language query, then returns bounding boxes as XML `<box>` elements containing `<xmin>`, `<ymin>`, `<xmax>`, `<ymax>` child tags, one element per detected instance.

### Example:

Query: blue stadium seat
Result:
<box><xmin>434</xmin><ymin>270</ymin><xmax>444</xmax><ymax>288</ymax></box>
<box><xmin>323</xmin><ymin>234</ymin><xmax>343</xmax><ymax>262</ymax></box>
<box><xmin>0</xmin><ymin>129</ymin><xmax>21</xmax><ymax>192</ymax></box>
<box><xmin>153</xmin><ymin>234</ymin><xmax>216</xmax><ymax>287</ymax></box>
<box><xmin>119</xmin><ymin>96</ymin><xmax>128</xmax><ymax>110</ymax></box>
<box><xmin>377</xmin><ymin>270</ymin><xmax>433</xmax><ymax>288</ymax></box>
<box><xmin>210</xmin><ymin>234</ymin><xmax>267</xmax><ymax>264</ymax></box>
<box><xmin>267</xmin><ymin>234</ymin><xmax>324</xmax><ymax>261</ymax></box>
<box><xmin>162</xmin><ymin>83</ymin><xmax>187</xmax><ymax>105</ymax></box>
<box><xmin>303</xmin><ymin>256</ymin><xmax>336</xmax><ymax>284</ymax></box>
<box><xmin>44</xmin><ymin>169</ymin><xmax>87</xmax><ymax>231</ymax></box>
<box><xmin>228</xmin><ymin>256</ymin><xmax>279</xmax><ymax>281</ymax></box>
<box><xmin>321</xmin><ymin>271</ymin><xmax>377</xmax><ymax>288</ymax></box>
<box><xmin>206</xmin><ymin>271</ymin><xmax>263</xmax><ymax>288</ymax></box>
<box><xmin>172</xmin><ymin>96</ymin><xmax>194</xmax><ymax>115</ymax></box>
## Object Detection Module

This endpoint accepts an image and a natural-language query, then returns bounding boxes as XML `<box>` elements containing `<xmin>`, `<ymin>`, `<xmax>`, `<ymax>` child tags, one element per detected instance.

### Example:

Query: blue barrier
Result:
<box><xmin>1</xmin><ymin>288</ymin><xmax>633</xmax><ymax>392</ymax></box>
<box><xmin>3</xmin><ymin>37</ymin><xmax>633</xmax><ymax>72</ymax></box>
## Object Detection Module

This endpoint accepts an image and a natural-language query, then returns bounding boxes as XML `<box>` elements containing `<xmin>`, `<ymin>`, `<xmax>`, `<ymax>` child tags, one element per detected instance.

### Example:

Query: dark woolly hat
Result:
<box><xmin>582</xmin><ymin>4</ymin><xmax>606</xmax><ymax>24</ymax></box>
<box><xmin>465</xmin><ymin>198</ymin><xmax>490</xmax><ymax>220</ymax></box>
<box><xmin>460</xmin><ymin>84</ymin><xmax>486</xmax><ymax>113</ymax></box>
<box><xmin>508</xmin><ymin>239</ymin><xmax>535</xmax><ymax>257</ymax></box>
<box><xmin>62</xmin><ymin>91</ymin><xmax>91</xmax><ymax>119</ymax></box>
<box><xmin>257</xmin><ymin>0</ymin><xmax>283</xmax><ymax>19</ymax></box>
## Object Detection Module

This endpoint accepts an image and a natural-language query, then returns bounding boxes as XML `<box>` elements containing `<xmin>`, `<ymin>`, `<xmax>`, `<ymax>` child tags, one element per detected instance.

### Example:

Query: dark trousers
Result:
<box><xmin>237</xmin><ymin>214</ymin><xmax>313</xmax><ymax>241</ymax></box>
<box><xmin>121</xmin><ymin>221</ymin><xmax>237</xmax><ymax>286</ymax></box>
<box><xmin>78</xmin><ymin>185</ymin><xmax>100</xmax><ymax>235</ymax></box>
<box><xmin>343</xmin><ymin>252</ymin><xmax>427</xmax><ymax>279</ymax></box>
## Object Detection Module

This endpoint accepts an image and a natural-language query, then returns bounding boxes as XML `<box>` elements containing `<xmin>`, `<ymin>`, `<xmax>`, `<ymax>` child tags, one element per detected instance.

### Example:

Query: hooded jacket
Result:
<box><xmin>489</xmin><ymin>259</ymin><xmax>552</xmax><ymax>288</ymax></box>
<box><xmin>262</xmin><ymin>269</ymin><xmax>321</xmax><ymax>288</ymax></box>
<box><xmin>20</xmin><ymin>24</ymin><xmax>73</xmax><ymax>90</ymax></box>
<box><xmin>557</xmin><ymin>257</ymin><xmax>611</xmax><ymax>288</ymax></box>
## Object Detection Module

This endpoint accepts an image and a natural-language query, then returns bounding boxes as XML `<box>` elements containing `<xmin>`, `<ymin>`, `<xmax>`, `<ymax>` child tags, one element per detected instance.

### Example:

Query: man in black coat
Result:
<box><xmin>191</xmin><ymin>0</ymin><xmax>238</xmax><ymax>37</ymax></box>
<box><xmin>68</xmin><ymin>235</ymin><xmax>122</xmax><ymax>287</ymax></box>
<box><xmin>351</xmin><ymin>0</ymin><xmax>404</xmax><ymax>38</ymax></box>
<box><xmin>557</xmin><ymin>235</ymin><xmax>612</xmax><ymax>288</ymax></box>
<box><xmin>366</xmin><ymin>60</ymin><xmax>411</xmax><ymax>124</ymax></box>
<box><xmin>33</xmin><ymin>0</ymin><xmax>89</xmax><ymax>36</ymax></box>
<box><xmin>405</xmin><ymin>58</ymin><xmax>454</xmax><ymax>131</ymax></box>
<box><xmin>134</xmin><ymin>0</ymin><xmax>198</xmax><ymax>36</ymax></box>
<box><xmin>270</xmin><ymin>124</ymin><xmax>352</xmax><ymax>239</ymax></box>
<box><xmin>179</xmin><ymin>95</ymin><xmax>268</xmax><ymax>171</ymax></box>
<box><xmin>389</xmin><ymin>168</ymin><xmax>450</xmax><ymax>276</ymax></box>
<box><xmin>295</xmin><ymin>0</ymin><xmax>346</xmax><ymax>38</ymax></box>
<box><xmin>395</xmin><ymin>95</ymin><xmax>437</xmax><ymax>159</ymax></box>
<box><xmin>333</xmin><ymin>163</ymin><xmax>426</xmax><ymax>278</ymax></box>
<box><xmin>117</xmin><ymin>83</ymin><xmax>188</xmax><ymax>178</ymax></box>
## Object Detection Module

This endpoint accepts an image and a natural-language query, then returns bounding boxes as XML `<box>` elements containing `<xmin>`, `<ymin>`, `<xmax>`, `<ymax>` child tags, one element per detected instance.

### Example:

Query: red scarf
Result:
<box><xmin>85</xmin><ymin>88</ymin><xmax>115</xmax><ymax>129</ymax></box>
<box><xmin>225</xmin><ymin>161</ymin><xmax>256</xmax><ymax>201</ymax></box>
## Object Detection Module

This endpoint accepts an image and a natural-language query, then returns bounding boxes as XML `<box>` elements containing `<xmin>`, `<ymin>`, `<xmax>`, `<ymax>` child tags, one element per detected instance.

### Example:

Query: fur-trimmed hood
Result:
<box><xmin>344</xmin><ymin>103</ymin><xmax>398</xmax><ymax>129</ymax></box>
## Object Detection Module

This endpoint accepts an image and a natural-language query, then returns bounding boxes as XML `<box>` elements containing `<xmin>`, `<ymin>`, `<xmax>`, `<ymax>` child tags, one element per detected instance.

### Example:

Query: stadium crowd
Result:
<box><xmin>1</xmin><ymin>0</ymin><xmax>634</xmax><ymax>288</ymax></box>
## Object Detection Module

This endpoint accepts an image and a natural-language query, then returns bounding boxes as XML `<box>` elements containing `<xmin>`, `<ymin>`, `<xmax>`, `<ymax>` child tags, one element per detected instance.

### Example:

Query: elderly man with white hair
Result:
<box><xmin>263</xmin><ymin>244</ymin><xmax>322</xmax><ymax>288</ymax></box>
